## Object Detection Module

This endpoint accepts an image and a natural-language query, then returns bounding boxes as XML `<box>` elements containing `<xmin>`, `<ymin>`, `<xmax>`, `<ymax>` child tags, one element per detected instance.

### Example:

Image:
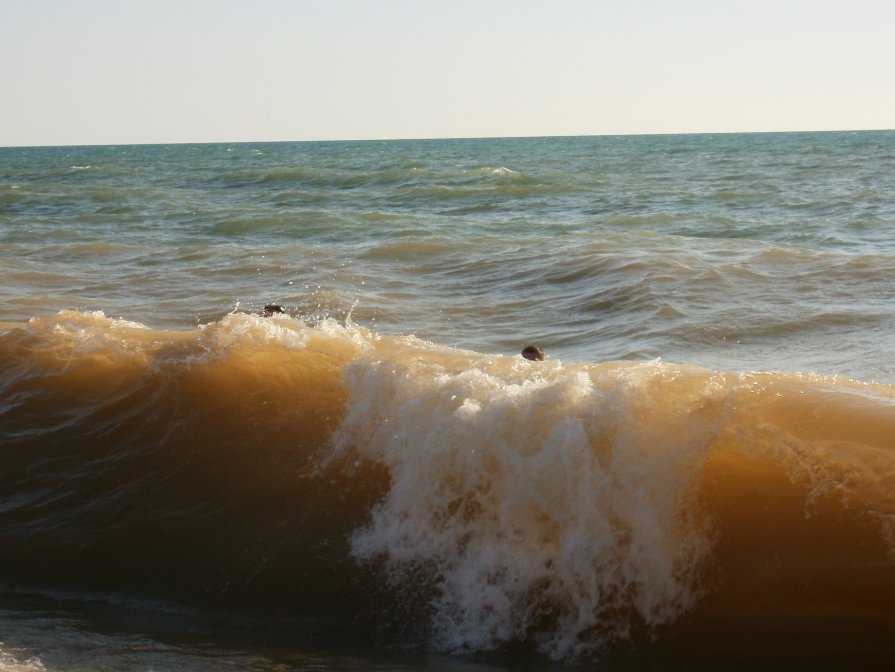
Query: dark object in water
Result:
<box><xmin>521</xmin><ymin>345</ymin><xmax>545</xmax><ymax>361</ymax></box>
<box><xmin>261</xmin><ymin>304</ymin><xmax>285</xmax><ymax>317</ymax></box>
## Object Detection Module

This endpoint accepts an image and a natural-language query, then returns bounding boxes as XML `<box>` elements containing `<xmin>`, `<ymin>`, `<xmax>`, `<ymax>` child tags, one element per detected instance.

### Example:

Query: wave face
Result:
<box><xmin>2</xmin><ymin>311</ymin><xmax>895</xmax><ymax>660</ymax></box>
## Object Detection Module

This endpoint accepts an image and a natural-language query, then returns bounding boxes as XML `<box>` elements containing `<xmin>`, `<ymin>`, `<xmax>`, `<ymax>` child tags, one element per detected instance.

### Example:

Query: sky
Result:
<box><xmin>2</xmin><ymin>0</ymin><xmax>893</xmax><ymax>146</ymax></box>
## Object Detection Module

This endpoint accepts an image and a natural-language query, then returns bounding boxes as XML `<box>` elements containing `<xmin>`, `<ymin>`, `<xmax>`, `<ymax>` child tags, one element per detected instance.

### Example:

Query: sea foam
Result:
<box><xmin>336</xmin><ymin>355</ymin><xmax>724</xmax><ymax>657</ymax></box>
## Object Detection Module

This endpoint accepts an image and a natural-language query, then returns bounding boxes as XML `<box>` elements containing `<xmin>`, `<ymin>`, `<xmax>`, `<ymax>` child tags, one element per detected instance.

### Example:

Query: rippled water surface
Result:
<box><xmin>3</xmin><ymin>131</ymin><xmax>894</xmax><ymax>380</ymax></box>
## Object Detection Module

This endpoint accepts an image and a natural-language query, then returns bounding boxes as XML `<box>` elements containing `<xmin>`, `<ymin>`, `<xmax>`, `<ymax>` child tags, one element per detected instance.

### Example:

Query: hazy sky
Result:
<box><xmin>2</xmin><ymin>0</ymin><xmax>893</xmax><ymax>146</ymax></box>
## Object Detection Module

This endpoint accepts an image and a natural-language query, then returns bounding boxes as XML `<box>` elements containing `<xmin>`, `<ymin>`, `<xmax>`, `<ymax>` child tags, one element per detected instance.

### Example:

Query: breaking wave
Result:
<box><xmin>2</xmin><ymin>310</ymin><xmax>895</xmax><ymax>660</ymax></box>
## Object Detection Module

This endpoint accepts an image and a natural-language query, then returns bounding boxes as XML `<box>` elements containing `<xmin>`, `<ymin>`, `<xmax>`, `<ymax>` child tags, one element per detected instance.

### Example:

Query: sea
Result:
<box><xmin>1</xmin><ymin>131</ymin><xmax>895</xmax><ymax>670</ymax></box>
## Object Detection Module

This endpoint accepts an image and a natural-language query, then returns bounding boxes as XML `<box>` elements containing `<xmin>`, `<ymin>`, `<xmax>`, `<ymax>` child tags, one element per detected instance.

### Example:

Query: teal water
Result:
<box><xmin>2</xmin><ymin>131</ymin><xmax>894</xmax><ymax>381</ymax></box>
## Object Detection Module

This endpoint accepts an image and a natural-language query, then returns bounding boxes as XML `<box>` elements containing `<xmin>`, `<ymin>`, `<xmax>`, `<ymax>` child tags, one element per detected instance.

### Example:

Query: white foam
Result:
<box><xmin>0</xmin><ymin>649</ymin><xmax>45</xmax><ymax>672</ymax></box>
<box><xmin>490</xmin><ymin>166</ymin><xmax>519</xmax><ymax>176</ymax></box>
<box><xmin>336</xmin><ymin>356</ymin><xmax>722</xmax><ymax>657</ymax></box>
<box><xmin>195</xmin><ymin>312</ymin><xmax>376</xmax><ymax>356</ymax></box>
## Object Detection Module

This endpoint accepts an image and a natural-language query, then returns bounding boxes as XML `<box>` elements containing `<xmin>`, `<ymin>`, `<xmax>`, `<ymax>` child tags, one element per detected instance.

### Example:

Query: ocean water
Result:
<box><xmin>1</xmin><ymin>132</ymin><xmax>895</xmax><ymax>670</ymax></box>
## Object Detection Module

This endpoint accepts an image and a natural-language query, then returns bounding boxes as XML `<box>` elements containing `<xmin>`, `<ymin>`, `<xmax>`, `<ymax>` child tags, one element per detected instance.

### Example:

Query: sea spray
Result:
<box><xmin>335</xmin><ymin>355</ymin><xmax>728</xmax><ymax>657</ymax></box>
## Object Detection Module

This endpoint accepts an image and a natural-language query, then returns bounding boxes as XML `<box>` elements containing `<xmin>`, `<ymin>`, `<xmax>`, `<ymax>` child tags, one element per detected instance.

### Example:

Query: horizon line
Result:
<box><xmin>2</xmin><ymin>127</ymin><xmax>893</xmax><ymax>150</ymax></box>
